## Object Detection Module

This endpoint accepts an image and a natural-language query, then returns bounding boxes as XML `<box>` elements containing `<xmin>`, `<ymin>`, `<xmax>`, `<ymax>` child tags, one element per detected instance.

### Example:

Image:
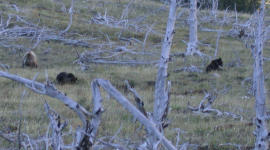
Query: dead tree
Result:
<box><xmin>186</xmin><ymin>0</ymin><xmax>198</xmax><ymax>55</ymax></box>
<box><xmin>211</xmin><ymin>0</ymin><xmax>218</xmax><ymax>20</ymax></box>
<box><xmin>44</xmin><ymin>101</ymin><xmax>67</xmax><ymax>150</ymax></box>
<box><xmin>152</xmin><ymin>0</ymin><xmax>176</xmax><ymax>148</ymax></box>
<box><xmin>178</xmin><ymin>0</ymin><xmax>206</xmax><ymax>58</ymax></box>
<box><xmin>60</xmin><ymin>0</ymin><xmax>74</xmax><ymax>35</ymax></box>
<box><xmin>185</xmin><ymin>0</ymin><xmax>204</xmax><ymax>57</ymax></box>
<box><xmin>188</xmin><ymin>90</ymin><xmax>242</xmax><ymax>120</ymax></box>
<box><xmin>253</xmin><ymin>0</ymin><xmax>269</xmax><ymax>149</ymax></box>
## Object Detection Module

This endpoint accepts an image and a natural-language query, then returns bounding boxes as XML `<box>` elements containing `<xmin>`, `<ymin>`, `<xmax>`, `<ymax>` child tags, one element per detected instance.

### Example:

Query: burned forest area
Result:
<box><xmin>1</xmin><ymin>0</ymin><xmax>270</xmax><ymax>149</ymax></box>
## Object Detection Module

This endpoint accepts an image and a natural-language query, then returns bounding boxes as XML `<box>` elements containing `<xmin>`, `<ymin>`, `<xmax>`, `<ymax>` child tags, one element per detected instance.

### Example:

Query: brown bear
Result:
<box><xmin>56</xmin><ymin>72</ymin><xmax>77</xmax><ymax>85</ymax></box>
<box><xmin>206</xmin><ymin>58</ymin><xmax>223</xmax><ymax>73</ymax></box>
<box><xmin>22</xmin><ymin>51</ymin><xmax>38</xmax><ymax>68</ymax></box>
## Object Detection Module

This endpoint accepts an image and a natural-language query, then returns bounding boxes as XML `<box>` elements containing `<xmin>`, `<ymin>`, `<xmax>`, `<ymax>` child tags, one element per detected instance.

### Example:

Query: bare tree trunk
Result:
<box><xmin>152</xmin><ymin>0</ymin><xmax>176</xmax><ymax>148</ymax></box>
<box><xmin>186</xmin><ymin>0</ymin><xmax>198</xmax><ymax>55</ymax></box>
<box><xmin>60</xmin><ymin>0</ymin><xmax>74</xmax><ymax>35</ymax></box>
<box><xmin>253</xmin><ymin>0</ymin><xmax>269</xmax><ymax>149</ymax></box>
<box><xmin>211</xmin><ymin>0</ymin><xmax>218</xmax><ymax>20</ymax></box>
<box><xmin>154</xmin><ymin>0</ymin><xmax>176</xmax><ymax>128</ymax></box>
<box><xmin>44</xmin><ymin>101</ymin><xmax>66</xmax><ymax>150</ymax></box>
<box><xmin>88</xmin><ymin>80</ymin><xmax>104</xmax><ymax>146</ymax></box>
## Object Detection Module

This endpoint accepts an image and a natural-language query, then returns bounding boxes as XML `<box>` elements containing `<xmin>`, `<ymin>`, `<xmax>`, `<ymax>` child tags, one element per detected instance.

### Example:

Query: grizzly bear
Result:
<box><xmin>206</xmin><ymin>58</ymin><xmax>223</xmax><ymax>73</ymax></box>
<box><xmin>22</xmin><ymin>51</ymin><xmax>38</xmax><ymax>68</ymax></box>
<box><xmin>56</xmin><ymin>72</ymin><xmax>77</xmax><ymax>84</ymax></box>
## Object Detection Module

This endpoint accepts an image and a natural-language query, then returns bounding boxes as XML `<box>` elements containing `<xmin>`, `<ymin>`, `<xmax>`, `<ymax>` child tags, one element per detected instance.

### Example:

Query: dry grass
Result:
<box><xmin>0</xmin><ymin>0</ymin><xmax>269</xmax><ymax>149</ymax></box>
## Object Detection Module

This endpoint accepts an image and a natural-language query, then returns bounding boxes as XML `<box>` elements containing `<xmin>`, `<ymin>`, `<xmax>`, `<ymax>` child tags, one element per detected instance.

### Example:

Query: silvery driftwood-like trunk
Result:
<box><xmin>253</xmin><ymin>0</ymin><xmax>269</xmax><ymax>149</ymax></box>
<box><xmin>154</xmin><ymin>0</ymin><xmax>176</xmax><ymax>128</ymax></box>
<box><xmin>186</xmin><ymin>0</ymin><xmax>198</xmax><ymax>55</ymax></box>
<box><xmin>211</xmin><ymin>0</ymin><xmax>218</xmax><ymax>20</ymax></box>
<box><xmin>152</xmin><ymin>0</ymin><xmax>176</xmax><ymax>148</ymax></box>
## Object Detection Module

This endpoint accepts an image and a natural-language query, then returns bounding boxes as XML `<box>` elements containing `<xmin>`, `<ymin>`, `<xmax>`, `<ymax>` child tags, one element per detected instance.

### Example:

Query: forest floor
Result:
<box><xmin>1</xmin><ymin>0</ymin><xmax>270</xmax><ymax>149</ymax></box>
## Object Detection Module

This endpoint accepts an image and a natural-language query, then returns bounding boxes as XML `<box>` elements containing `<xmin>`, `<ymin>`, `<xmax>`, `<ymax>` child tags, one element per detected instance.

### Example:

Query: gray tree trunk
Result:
<box><xmin>154</xmin><ymin>0</ymin><xmax>176</xmax><ymax>128</ymax></box>
<box><xmin>211</xmin><ymin>0</ymin><xmax>218</xmax><ymax>20</ymax></box>
<box><xmin>186</xmin><ymin>0</ymin><xmax>198</xmax><ymax>55</ymax></box>
<box><xmin>152</xmin><ymin>1</ymin><xmax>176</xmax><ymax>148</ymax></box>
<box><xmin>253</xmin><ymin>0</ymin><xmax>269</xmax><ymax>149</ymax></box>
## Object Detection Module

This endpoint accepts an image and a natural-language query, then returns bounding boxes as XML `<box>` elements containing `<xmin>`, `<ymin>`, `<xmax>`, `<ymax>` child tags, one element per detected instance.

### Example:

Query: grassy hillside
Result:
<box><xmin>0</xmin><ymin>0</ymin><xmax>269</xmax><ymax>149</ymax></box>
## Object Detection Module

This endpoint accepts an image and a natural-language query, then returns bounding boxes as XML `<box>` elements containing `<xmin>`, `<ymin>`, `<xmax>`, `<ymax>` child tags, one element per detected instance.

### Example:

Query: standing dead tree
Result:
<box><xmin>211</xmin><ymin>0</ymin><xmax>218</xmax><ymax>20</ymax></box>
<box><xmin>186</xmin><ymin>0</ymin><xmax>198</xmax><ymax>55</ymax></box>
<box><xmin>185</xmin><ymin>0</ymin><xmax>204</xmax><ymax>57</ymax></box>
<box><xmin>213</xmin><ymin>7</ymin><xmax>229</xmax><ymax>58</ymax></box>
<box><xmin>152</xmin><ymin>0</ymin><xmax>176</xmax><ymax>148</ymax></box>
<box><xmin>171</xmin><ymin>0</ymin><xmax>207</xmax><ymax>58</ymax></box>
<box><xmin>252</xmin><ymin>0</ymin><xmax>270</xmax><ymax>149</ymax></box>
<box><xmin>226</xmin><ymin>0</ymin><xmax>270</xmax><ymax>148</ymax></box>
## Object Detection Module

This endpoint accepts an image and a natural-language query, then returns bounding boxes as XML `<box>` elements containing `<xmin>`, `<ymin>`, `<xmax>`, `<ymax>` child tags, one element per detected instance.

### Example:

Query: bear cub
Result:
<box><xmin>206</xmin><ymin>58</ymin><xmax>223</xmax><ymax>73</ymax></box>
<box><xmin>56</xmin><ymin>72</ymin><xmax>77</xmax><ymax>84</ymax></box>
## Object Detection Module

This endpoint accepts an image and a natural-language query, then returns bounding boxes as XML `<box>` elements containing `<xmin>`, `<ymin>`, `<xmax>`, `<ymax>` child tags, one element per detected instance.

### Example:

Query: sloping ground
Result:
<box><xmin>0</xmin><ymin>0</ymin><xmax>269</xmax><ymax>149</ymax></box>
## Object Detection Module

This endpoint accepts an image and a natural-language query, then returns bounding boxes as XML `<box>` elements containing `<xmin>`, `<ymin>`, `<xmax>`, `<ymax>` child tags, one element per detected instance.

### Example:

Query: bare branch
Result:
<box><xmin>0</xmin><ymin>62</ymin><xmax>10</xmax><ymax>71</ymax></box>
<box><xmin>75</xmin><ymin>47</ymin><xmax>159</xmax><ymax>67</ymax></box>
<box><xmin>18</xmin><ymin>90</ymin><xmax>27</xmax><ymax>150</ymax></box>
<box><xmin>81</xmin><ymin>80</ymin><xmax>104</xmax><ymax>148</ymax></box>
<box><xmin>125</xmin><ymin>80</ymin><xmax>147</xmax><ymax>117</ymax></box>
<box><xmin>60</xmin><ymin>0</ymin><xmax>74</xmax><ymax>35</ymax></box>
<box><xmin>44</xmin><ymin>100</ymin><xmax>67</xmax><ymax>150</ymax></box>
<box><xmin>143</xmin><ymin>23</ymin><xmax>156</xmax><ymax>51</ymax></box>
<box><xmin>32</xmin><ymin>27</ymin><xmax>45</xmax><ymax>50</ymax></box>
<box><xmin>188</xmin><ymin>90</ymin><xmax>242</xmax><ymax>120</ymax></box>
<box><xmin>0</xmin><ymin>71</ymin><xmax>91</xmax><ymax>117</ymax></box>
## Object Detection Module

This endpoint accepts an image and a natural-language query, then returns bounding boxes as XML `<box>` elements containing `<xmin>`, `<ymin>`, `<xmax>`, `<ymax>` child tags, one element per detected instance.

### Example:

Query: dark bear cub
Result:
<box><xmin>206</xmin><ymin>58</ymin><xmax>223</xmax><ymax>73</ymax></box>
<box><xmin>238</xmin><ymin>29</ymin><xmax>245</xmax><ymax>38</ymax></box>
<box><xmin>56</xmin><ymin>72</ymin><xmax>77</xmax><ymax>84</ymax></box>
